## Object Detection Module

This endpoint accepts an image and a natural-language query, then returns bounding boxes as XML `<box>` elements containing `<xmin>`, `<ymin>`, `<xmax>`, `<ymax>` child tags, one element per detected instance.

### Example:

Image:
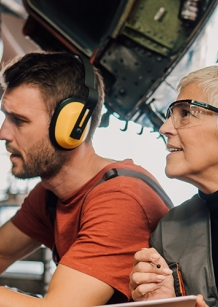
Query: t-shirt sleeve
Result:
<box><xmin>59</xmin><ymin>176</ymin><xmax>169</xmax><ymax>301</ymax></box>
<box><xmin>11</xmin><ymin>183</ymin><xmax>54</xmax><ymax>249</ymax></box>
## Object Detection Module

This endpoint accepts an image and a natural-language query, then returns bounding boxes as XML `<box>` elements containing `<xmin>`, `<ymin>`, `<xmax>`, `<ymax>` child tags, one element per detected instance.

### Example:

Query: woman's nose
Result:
<box><xmin>159</xmin><ymin>117</ymin><xmax>176</xmax><ymax>136</ymax></box>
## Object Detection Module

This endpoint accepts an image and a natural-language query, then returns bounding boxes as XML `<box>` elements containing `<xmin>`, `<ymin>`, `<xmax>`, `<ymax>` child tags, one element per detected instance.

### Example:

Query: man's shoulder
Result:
<box><xmin>103</xmin><ymin>159</ymin><xmax>160</xmax><ymax>183</ymax></box>
<box><xmin>95</xmin><ymin>159</ymin><xmax>162</xmax><ymax>195</ymax></box>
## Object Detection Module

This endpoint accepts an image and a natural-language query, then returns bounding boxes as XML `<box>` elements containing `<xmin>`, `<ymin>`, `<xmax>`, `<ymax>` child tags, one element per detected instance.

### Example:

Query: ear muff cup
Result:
<box><xmin>49</xmin><ymin>98</ymin><xmax>91</xmax><ymax>150</ymax></box>
<box><xmin>49</xmin><ymin>54</ymin><xmax>98</xmax><ymax>150</ymax></box>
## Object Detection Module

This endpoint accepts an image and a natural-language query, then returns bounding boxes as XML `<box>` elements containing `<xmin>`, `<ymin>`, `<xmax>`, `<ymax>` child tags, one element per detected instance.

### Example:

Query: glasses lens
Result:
<box><xmin>169</xmin><ymin>102</ymin><xmax>205</xmax><ymax>128</ymax></box>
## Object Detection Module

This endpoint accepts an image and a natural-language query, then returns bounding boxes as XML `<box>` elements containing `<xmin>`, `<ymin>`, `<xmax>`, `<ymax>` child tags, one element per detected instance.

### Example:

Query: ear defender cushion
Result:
<box><xmin>49</xmin><ymin>98</ymin><xmax>91</xmax><ymax>150</ymax></box>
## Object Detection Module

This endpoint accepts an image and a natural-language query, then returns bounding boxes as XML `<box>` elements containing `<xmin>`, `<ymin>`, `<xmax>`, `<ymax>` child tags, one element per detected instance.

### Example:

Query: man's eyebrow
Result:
<box><xmin>2</xmin><ymin>109</ymin><xmax>30</xmax><ymax>121</ymax></box>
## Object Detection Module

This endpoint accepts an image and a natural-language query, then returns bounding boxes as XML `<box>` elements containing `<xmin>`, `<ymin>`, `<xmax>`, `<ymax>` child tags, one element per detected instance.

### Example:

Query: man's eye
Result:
<box><xmin>13</xmin><ymin>117</ymin><xmax>24</xmax><ymax>125</ymax></box>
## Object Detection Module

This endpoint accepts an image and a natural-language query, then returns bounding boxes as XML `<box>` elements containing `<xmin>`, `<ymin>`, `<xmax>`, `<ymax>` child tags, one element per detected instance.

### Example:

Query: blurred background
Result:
<box><xmin>0</xmin><ymin>0</ymin><xmax>218</xmax><ymax>295</ymax></box>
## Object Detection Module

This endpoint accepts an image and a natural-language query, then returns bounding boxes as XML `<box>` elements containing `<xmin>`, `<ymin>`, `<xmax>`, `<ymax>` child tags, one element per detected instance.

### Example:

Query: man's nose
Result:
<box><xmin>0</xmin><ymin>119</ymin><xmax>12</xmax><ymax>141</ymax></box>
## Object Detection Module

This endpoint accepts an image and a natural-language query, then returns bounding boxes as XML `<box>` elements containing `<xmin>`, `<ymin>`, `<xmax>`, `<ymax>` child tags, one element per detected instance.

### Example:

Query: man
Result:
<box><xmin>0</xmin><ymin>51</ymin><xmax>170</xmax><ymax>307</ymax></box>
<box><xmin>129</xmin><ymin>66</ymin><xmax>218</xmax><ymax>307</ymax></box>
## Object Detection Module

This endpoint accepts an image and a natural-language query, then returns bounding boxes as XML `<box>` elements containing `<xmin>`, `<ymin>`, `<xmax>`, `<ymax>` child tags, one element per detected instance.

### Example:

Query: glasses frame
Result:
<box><xmin>166</xmin><ymin>99</ymin><xmax>218</xmax><ymax>120</ymax></box>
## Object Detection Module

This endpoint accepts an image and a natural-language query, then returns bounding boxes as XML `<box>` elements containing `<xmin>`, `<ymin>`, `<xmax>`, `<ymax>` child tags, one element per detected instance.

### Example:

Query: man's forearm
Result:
<box><xmin>0</xmin><ymin>256</ymin><xmax>15</xmax><ymax>275</ymax></box>
<box><xmin>0</xmin><ymin>287</ymin><xmax>44</xmax><ymax>307</ymax></box>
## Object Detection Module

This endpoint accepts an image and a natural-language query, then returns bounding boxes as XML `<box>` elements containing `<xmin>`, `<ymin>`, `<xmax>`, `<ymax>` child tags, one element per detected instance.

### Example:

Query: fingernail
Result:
<box><xmin>163</xmin><ymin>268</ymin><xmax>173</xmax><ymax>275</ymax></box>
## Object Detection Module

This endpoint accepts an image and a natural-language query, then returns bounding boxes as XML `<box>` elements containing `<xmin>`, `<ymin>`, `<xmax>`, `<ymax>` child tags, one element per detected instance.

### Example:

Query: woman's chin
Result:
<box><xmin>165</xmin><ymin>167</ymin><xmax>177</xmax><ymax>179</ymax></box>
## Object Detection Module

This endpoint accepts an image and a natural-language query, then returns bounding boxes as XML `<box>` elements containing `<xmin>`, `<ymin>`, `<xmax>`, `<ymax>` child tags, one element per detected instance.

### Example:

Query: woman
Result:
<box><xmin>129</xmin><ymin>66</ymin><xmax>218</xmax><ymax>307</ymax></box>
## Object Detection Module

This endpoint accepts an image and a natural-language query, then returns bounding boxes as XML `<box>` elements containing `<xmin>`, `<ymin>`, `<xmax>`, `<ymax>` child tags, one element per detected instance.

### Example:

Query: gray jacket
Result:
<box><xmin>150</xmin><ymin>194</ymin><xmax>218</xmax><ymax>307</ymax></box>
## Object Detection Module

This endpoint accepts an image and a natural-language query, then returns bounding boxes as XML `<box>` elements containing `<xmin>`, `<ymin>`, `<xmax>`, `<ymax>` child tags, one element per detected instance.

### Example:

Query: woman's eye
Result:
<box><xmin>181</xmin><ymin>109</ymin><xmax>190</xmax><ymax>117</ymax></box>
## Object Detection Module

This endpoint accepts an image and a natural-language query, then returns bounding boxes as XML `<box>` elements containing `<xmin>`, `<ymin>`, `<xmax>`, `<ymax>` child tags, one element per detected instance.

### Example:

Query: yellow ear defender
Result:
<box><xmin>49</xmin><ymin>54</ymin><xmax>98</xmax><ymax>150</ymax></box>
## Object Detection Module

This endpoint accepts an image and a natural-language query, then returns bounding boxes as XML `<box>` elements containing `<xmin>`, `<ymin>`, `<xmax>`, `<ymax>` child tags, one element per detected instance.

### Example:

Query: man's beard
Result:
<box><xmin>7</xmin><ymin>138</ymin><xmax>67</xmax><ymax>180</ymax></box>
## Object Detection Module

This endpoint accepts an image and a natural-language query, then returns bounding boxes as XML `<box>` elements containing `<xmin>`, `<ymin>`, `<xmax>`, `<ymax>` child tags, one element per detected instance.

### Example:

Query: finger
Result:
<box><xmin>129</xmin><ymin>270</ymin><xmax>166</xmax><ymax>291</ymax></box>
<box><xmin>133</xmin><ymin>248</ymin><xmax>150</xmax><ymax>265</ymax></box>
<box><xmin>196</xmin><ymin>294</ymin><xmax>208</xmax><ymax>307</ymax></box>
<box><xmin>131</xmin><ymin>282</ymin><xmax>162</xmax><ymax>302</ymax></box>
<box><xmin>134</xmin><ymin>247</ymin><xmax>167</xmax><ymax>270</ymax></box>
<box><xmin>149</xmin><ymin>251</ymin><xmax>171</xmax><ymax>271</ymax></box>
<box><xmin>133</xmin><ymin>261</ymin><xmax>161</xmax><ymax>274</ymax></box>
<box><xmin>134</xmin><ymin>247</ymin><xmax>158</xmax><ymax>264</ymax></box>
<box><xmin>133</xmin><ymin>258</ymin><xmax>172</xmax><ymax>276</ymax></box>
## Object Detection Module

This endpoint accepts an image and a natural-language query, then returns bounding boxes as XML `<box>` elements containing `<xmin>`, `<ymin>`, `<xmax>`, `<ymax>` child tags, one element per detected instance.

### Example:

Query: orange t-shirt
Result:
<box><xmin>11</xmin><ymin>159</ymin><xmax>170</xmax><ymax>302</ymax></box>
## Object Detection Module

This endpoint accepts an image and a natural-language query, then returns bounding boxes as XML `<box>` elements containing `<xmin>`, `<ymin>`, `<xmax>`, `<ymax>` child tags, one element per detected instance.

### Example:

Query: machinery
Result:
<box><xmin>18</xmin><ymin>0</ymin><xmax>218</xmax><ymax>132</ymax></box>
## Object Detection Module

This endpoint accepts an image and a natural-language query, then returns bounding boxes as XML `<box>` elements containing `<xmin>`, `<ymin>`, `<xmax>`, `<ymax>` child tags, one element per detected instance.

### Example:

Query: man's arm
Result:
<box><xmin>0</xmin><ymin>220</ymin><xmax>41</xmax><ymax>273</ymax></box>
<box><xmin>45</xmin><ymin>264</ymin><xmax>114</xmax><ymax>305</ymax></box>
<box><xmin>0</xmin><ymin>263</ymin><xmax>114</xmax><ymax>307</ymax></box>
<box><xmin>0</xmin><ymin>220</ymin><xmax>114</xmax><ymax>307</ymax></box>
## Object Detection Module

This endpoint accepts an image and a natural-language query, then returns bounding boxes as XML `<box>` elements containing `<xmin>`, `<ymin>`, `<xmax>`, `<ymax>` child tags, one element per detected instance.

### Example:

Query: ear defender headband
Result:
<box><xmin>49</xmin><ymin>54</ymin><xmax>99</xmax><ymax>150</ymax></box>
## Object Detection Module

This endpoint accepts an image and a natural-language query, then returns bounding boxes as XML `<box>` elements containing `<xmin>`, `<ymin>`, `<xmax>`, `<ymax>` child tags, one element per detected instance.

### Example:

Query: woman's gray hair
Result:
<box><xmin>177</xmin><ymin>65</ymin><xmax>218</xmax><ymax>107</ymax></box>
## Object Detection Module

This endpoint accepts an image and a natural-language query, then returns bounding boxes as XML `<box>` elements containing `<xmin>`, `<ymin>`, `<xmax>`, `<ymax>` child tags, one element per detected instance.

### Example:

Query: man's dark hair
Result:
<box><xmin>0</xmin><ymin>51</ymin><xmax>105</xmax><ymax>141</ymax></box>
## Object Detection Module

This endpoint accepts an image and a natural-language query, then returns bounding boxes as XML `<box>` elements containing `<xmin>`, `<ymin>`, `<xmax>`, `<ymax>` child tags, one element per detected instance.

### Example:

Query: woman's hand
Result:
<box><xmin>196</xmin><ymin>295</ymin><xmax>209</xmax><ymax>307</ymax></box>
<box><xmin>129</xmin><ymin>247</ymin><xmax>176</xmax><ymax>301</ymax></box>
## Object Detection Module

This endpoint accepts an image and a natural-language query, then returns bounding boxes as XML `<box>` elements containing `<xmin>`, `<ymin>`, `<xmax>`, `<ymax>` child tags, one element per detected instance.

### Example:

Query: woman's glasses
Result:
<box><xmin>166</xmin><ymin>99</ymin><xmax>218</xmax><ymax>128</ymax></box>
